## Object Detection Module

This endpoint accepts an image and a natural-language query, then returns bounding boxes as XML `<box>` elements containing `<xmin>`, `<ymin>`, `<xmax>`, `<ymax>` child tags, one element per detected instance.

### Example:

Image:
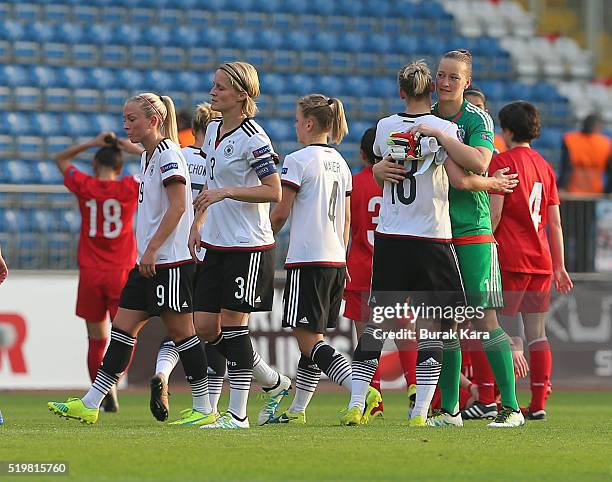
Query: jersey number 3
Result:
<box><xmin>85</xmin><ymin>199</ymin><xmax>123</xmax><ymax>239</ymax></box>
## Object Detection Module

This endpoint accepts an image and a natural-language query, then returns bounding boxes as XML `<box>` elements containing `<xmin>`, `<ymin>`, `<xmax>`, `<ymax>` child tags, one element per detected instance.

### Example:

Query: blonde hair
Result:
<box><xmin>442</xmin><ymin>49</ymin><xmax>473</xmax><ymax>77</ymax></box>
<box><xmin>218</xmin><ymin>61</ymin><xmax>260</xmax><ymax>117</ymax></box>
<box><xmin>192</xmin><ymin>103</ymin><xmax>220</xmax><ymax>136</ymax></box>
<box><xmin>127</xmin><ymin>93</ymin><xmax>179</xmax><ymax>145</ymax></box>
<box><xmin>398</xmin><ymin>60</ymin><xmax>433</xmax><ymax>99</ymax></box>
<box><xmin>298</xmin><ymin>94</ymin><xmax>348</xmax><ymax>145</ymax></box>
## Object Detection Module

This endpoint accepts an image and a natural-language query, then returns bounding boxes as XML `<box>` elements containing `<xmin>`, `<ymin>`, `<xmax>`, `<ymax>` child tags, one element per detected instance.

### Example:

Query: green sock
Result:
<box><xmin>439</xmin><ymin>336</ymin><xmax>462</xmax><ymax>414</ymax></box>
<box><xmin>483</xmin><ymin>327</ymin><xmax>519</xmax><ymax>411</ymax></box>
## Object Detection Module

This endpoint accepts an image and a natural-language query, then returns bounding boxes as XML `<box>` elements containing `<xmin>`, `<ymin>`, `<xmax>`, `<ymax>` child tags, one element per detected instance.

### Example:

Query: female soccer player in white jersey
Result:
<box><xmin>342</xmin><ymin>60</ymin><xmax>518</xmax><ymax>426</ymax></box>
<box><xmin>151</xmin><ymin>102</ymin><xmax>289</xmax><ymax>424</ymax></box>
<box><xmin>48</xmin><ymin>93</ymin><xmax>215</xmax><ymax>426</ymax></box>
<box><xmin>266</xmin><ymin>94</ymin><xmax>363</xmax><ymax>425</ymax></box>
<box><xmin>189</xmin><ymin>62</ymin><xmax>286</xmax><ymax>429</ymax></box>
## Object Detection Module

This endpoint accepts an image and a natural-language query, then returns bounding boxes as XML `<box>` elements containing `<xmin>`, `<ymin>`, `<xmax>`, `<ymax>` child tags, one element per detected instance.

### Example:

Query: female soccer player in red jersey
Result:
<box><xmin>53</xmin><ymin>131</ymin><xmax>142</xmax><ymax>412</ymax></box>
<box><xmin>489</xmin><ymin>101</ymin><xmax>573</xmax><ymax>420</ymax></box>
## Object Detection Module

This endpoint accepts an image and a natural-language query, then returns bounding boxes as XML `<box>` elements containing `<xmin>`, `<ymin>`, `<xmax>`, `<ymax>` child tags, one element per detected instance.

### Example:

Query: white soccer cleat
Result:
<box><xmin>488</xmin><ymin>407</ymin><xmax>525</xmax><ymax>428</ymax></box>
<box><xmin>200</xmin><ymin>412</ymin><xmax>250</xmax><ymax>429</ymax></box>
<box><xmin>426</xmin><ymin>409</ymin><xmax>464</xmax><ymax>427</ymax></box>
<box><xmin>258</xmin><ymin>374</ymin><xmax>292</xmax><ymax>425</ymax></box>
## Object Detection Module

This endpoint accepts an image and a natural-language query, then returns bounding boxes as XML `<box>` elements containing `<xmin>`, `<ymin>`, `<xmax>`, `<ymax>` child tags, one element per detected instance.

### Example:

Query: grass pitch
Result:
<box><xmin>1</xmin><ymin>390</ymin><xmax>611</xmax><ymax>481</ymax></box>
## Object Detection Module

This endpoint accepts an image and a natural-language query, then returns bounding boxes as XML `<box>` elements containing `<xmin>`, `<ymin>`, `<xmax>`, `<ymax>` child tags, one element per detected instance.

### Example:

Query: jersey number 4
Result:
<box><xmin>390</xmin><ymin>159</ymin><xmax>418</xmax><ymax>205</ymax></box>
<box><xmin>529</xmin><ymin>182</ymin><xmax>543</xmax><ymax>232</ymax></box>
<box><xmin>85</xmin><ymin>199</ymin><xmax>123</xmax><ymax>239</ymax></box>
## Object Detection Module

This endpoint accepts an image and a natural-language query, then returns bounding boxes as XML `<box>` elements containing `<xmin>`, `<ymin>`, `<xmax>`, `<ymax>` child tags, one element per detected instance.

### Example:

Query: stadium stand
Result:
<box><xmin>0</xmin><ymin>0</ymin><xmax>603</xmax><ymax>269</ymax></box>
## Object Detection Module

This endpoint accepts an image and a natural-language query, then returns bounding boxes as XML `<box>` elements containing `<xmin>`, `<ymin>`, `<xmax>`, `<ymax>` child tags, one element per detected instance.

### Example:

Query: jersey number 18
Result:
<box><xmin>85</xmin><ymin>199</ymin><xmax>123</xmax><ymax>239</ymax></box>
<box><xmin>391</xmin><ymin>159</ymin><xmax>418</xmax><ymax>205</ymax></box>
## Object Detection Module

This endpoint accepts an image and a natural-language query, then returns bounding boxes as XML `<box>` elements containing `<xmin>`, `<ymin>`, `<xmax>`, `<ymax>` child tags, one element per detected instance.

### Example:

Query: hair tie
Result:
<box><xmin>327</xmin><ymin>98</ymin><xmax>334</xmax><ymax>105</ymax></box>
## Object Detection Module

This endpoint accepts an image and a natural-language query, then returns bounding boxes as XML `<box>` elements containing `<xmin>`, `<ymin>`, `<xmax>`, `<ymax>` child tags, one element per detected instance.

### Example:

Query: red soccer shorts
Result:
<box><xmin>76</xmin><ymin>268</ymin><xmax>131</xmax><ymax>322</ymax></box>
<box><xmin>500</xmin><ymin>271</ymin><xmax>552</xmax><ymax>317</ymax></box>
<box><xmin>343</xmin><ymin>289</ymin><xmax>371</xmax><ymax>323</ymax></box>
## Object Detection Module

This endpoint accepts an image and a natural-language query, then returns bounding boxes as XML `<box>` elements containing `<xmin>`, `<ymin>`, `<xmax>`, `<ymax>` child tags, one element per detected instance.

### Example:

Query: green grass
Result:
<box><xmin>1</xmin><ymin>391</ymin><xmax>611</xmax><ymax>481</ymax></box>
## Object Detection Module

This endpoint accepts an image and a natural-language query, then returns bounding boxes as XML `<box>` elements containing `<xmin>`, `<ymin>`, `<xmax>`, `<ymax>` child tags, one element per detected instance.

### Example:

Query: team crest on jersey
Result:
<box><xmin>149</xmin><ymin>165</ymin><xmax>155</xmax><ymax>176</ymax></box>
<box><xmin>224</xmin><ymin>142</ymin><xmax>234</xmax><ymax>158</ymax></box>
<box><xmin>281</xmin><ymin>167</ymin><xmax>288</xmax><ymax>174</ymax></box>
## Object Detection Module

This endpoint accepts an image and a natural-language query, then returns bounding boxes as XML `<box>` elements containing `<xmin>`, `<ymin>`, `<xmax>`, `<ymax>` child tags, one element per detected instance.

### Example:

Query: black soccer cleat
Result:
<box><xmin>524</xmin><ymin>408</ymin><xmax>547</xmax><ymax>421</ymax></box>
<box><xmin>149</xmin><ymin>373</ymin><xmax>169</xmax><ymax>422</ymax></box>
<box><xmin>461</xmin><ymin>402</ymin><xmax>498</xmax><ymax>420</ymax></box>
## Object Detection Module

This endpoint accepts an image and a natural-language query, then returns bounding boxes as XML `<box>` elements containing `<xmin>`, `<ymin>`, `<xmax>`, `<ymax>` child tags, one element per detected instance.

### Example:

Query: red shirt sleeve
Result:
<box><xmin>487</xmin><ymin>151</ymin><xmax>508</xmax><ymax>196</ymax></box>
<box><xmin>548</xmin><ymin>164</ymin><xmax>560</xmax><ymax>205</ymax></box>
<box><xmin>63</xmin><ymin>164</ymin><xmax>89</xmax><ymax>197</ymax></box>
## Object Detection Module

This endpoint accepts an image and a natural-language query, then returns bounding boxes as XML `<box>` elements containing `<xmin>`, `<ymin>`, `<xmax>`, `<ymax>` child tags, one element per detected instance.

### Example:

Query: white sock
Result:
<box><xmin>190</xmin><ymin>378</ymin><xmax>212</xmax><ymax>414</ymax></box>
<box><xmin>155</xmin><ymin>339</ymin><xmax>179</xmax><ymax>381</ymax></box>
<box><xmin>253</xmin><ymin>351</ymin><xmax>279</xmax><ymax>389</ymax></box>
<box><xmin>228</xmin><ymin>387</ymin><xmax>250</xmax><ymax>420</ymax></box>
<box><xmin>348</xmin><ymin>380</ymin><xmax>370</xmax><ymax>411</ymax></box>
<box><xmin>208</xmin><ymin>375</ymin><xmax>224</xmax><ymax>413</ymax></box>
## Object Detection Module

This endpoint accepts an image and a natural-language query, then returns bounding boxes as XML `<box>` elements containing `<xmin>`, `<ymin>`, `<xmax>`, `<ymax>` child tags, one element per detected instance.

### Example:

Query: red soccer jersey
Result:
<box><xmin>489</xmin><ymin>147</ymin><xmax>560</xmax><ymax>274</ymax></box>
<box><xmin>64</xmin><ymin>164</ymin><xmax>139</xmax><ymax>270</ymax></box>
<box><xmin>345</xmin><ymin>165</ymin><xmax>383</xmax><ymax>291</ymax></box>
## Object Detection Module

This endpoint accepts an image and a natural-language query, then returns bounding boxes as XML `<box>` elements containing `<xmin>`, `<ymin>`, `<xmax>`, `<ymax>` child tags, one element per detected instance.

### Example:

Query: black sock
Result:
<box><xmin>91</xmin><ymin>328</ymin><xmax>135</xmax><ymax>401</ymax></box>
<box><xmin>310</xmin><ymin>341</ymin><xmax>351</xmax><ymax>389</ymax></box>
<box><xmin>223</xmin><ymin>326</ymin><xmax>254</xmax><ymax>420</ymax></box>
<box><xmin>176</xmin><ymin>335</ymin><xmax>210</xmax><ymax>412</ymax></box>
<box><xmin>352</xmin><ymin>324</ymin><xmax>384</xmax><ymax>387</ymax></box>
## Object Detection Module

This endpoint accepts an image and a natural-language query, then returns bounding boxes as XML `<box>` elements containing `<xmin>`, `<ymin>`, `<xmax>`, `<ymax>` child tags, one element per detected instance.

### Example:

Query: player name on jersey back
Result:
<box><xmin>281</xmin><ymin>144</ymin><xmax>352</xmax><ymax>266</ymax></box>
<box><xmin>373</xmin><ymin>113</ymin><xmax>457</xmax><ymax>241</ymax></box>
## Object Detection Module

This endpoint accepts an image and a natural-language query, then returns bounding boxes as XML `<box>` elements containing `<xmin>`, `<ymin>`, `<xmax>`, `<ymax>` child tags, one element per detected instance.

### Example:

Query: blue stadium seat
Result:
<box><xmin>16</xmin><ymin>136</ymin><xmax>44</xmax><ymax>158</ymax></box>
<box><xmin>125</xmin><ymin>163</ymin><xmax>141</xmax><ymax>177</ymax></box>
<box><xmin>59</xmin><ymin>209</ymin><xmax>82</xmax><ymax>234</ymax></box>
<box><xmin>215</xmin><ymin>11</ymin><xmax>242</xmax><ymax>29</ymax></box>
<box><xmin>148</xmin><ymin>26</ymin><xmax>171</xmax><ymax>47</ymax></box>
<box><xmin>72</xmin><ymin>44</ymin><xmax>99</xmax><ymax>66</ymax></box>
<box><xmin>260</xmin><ymin>73</ymin><xmax>287</xmax><ymax>96</ymax></box>
<box><xmin>73</xmin><ymin>89</ymin><xmax>102</xmax><ymax>112</ymax></box>
<box><xmin>35</xmin><ymin>162</ymin><xmax>63</xmax><ymax>184</ymax></box>
<box><xmin>47</xmin><ymin>232</ymin><xmax>73</xmax><ymax>269</ymax></box>
<box><xmin>46</xmin><ymin>136</ymin><xmax>74</xmax><ymax>155</ymax></box>
<box><xmin>1</xmin><ymin>209</ymin><xmax>29</xmax><ymax>232</ymax></box>
<box><xmin>344</xmin><ymin>77</ymin><xmax>371</xmax><ymax>98</ymax></box>
<box><xmin>0</xmin><ymin>135</ymin><xmax>14</xmax><ymax>157</ymax></box>
<box><xmin>270</xmin><ymin>13</ymin><xmax>293</xmax><ymax>29</ymax></box>
<box><xmin>42</xmin><ymin>42</ymin><xmax>68</xmax><ymax>65</ymax></box>
<box><xmin>244</xmin><ymin>49</ymin><xmax>268</xmax><ymax>70</ymax></box>
<box><xmin>243</xmin><ymin>13</ymin><xmax>267</xmax><ymax>30</ymax></box>
<box><xmin>6</xmin><ymin>161</ymin><xmax>34</xmax><ymax>184</ymax></box>
<box><xmin>72</xmin><ymin>6</ymin><xmax>99</xmax><ymax>23</ymax></box>
<box><xmin>63</xmin><ymin>113</ymin><xmax>94</xmax><ymax>137</ymax></box>
<box><xmin>6</xmin><ymin>112</ymin><xmax>33</xmax><ymax>136</ymax></box>
<box><xmin>13</xmin><ymin>41</ymin><xmax>40</xmax><ymax>63</ymax></box>
<box><xmin>148</xmin><ymin>70</ymin><xmax>174</xmax><ymax>92</ymax></box>
<box><xmin>15</xmin><ymin>3</ymin><xmax>41</xmax><ymax>23</ymax></box>
<box><xmin>0</xmin><ymin>19</ymin><xmax>25</xmax><ymax>42</ymax></box>
<box><xmin>284</xmin><ymin>74</ymin><xmax>313</xmax><ymax>96</ymax></box>
<box><xmin>1</xmin><ymin>65</ymin><xmax>29</xmax><ymax>87</ymax></box>
<box><xmin>199</xmin><ymin>27</ymin><xmax>227</xmax><ymax>49</ymax></box>
<box><xmin>369</xmin><ymin>33</ymin><xmax>392</xmax><ymax>54</ymax></box>
<box><xmin>227</xmin><ymin>28</ymin><xmax>255</xmax><ymax>50</ymax></box>
<box><xmin>59</xmin><ymin>67</ymin><xmax>87</xmax><ymax>89</ymax></box>
<box><xmin>130</xmin><ymin>46</ymin><xmax>157</xmax><ymax>68</ymax></box>
<box><xmin>90</xmin><ymin>68</ymin><xmax>117</xmax><ymax>90</ymax></box>
<box><xmin>102</xmin><ymin>89</ymin><xmax>129</xmax><ymax>112</ymax></box>
<box><xmin>55</xmin><ymin>23</ymin><xmax>84</xmax><ymax>44</ymax></box>
<box><xmin>31</xmin><ymin>209</ymin><xmax>60</xmax><ymax>231</ymax></box>
<box><xmin>187</xmin><ymin>48</ymin><xmax>216</xmax><ymax>70</ymax></box>
<box><xmin>17</xmin><ymin>233</ymin><xmax>44</xmax><ymax>269</ymax></box>
<box><xmin>318</xmin><ymin>75</ymin><xmax>343</xmax><ymax>97</ymax></box>
<box><xmin>45</xmin><ymin>88</ymin><xmax>73</xmax><ymax>111</ymax></box>
<box><xmin>33</xmin><ymin>112</ymin><xmax>62</xmax><ymax>136</ymax></box>
<box><xmin>342</xmin><ymin>32</ymin><xmax>365</xmax><ymax>54</ymax></box>
<box><xmin>346</xmin><ymin>120</ymin><xmax>373</xmax><ymax>143</ymax></box>
<box><xmin>113</xmin><ymin>24</ymin><xmax>142</xmax><ymax>46</ymax></box>
<box><xmin>158</xmin><ymin>9</ymin><xmax>182</xmax><ymax>25</ymax></box>
<box><xmin>301</xmin><ymin>51</ymin><xmax>327</xmax><ymax>73</ymax></box>
<box><xmin>176</xmin><ymin>71</ymin><xmax>202</xmax><ymax>92</ymax></box>
<box><xmin>257</xmin><ymin>29</ymin><xmax>283</xmax><ymax>51</ymax></box>
<box><xmin>355</xmin><ymin>53</ymin><xmax>380</xmax><ymax>74</ymax></box>
<box><xmin>89</xmin><ymin>24</ymin><xmax>114</xmax><ymax>46</ymax></box>
<box><xmin>175</xmin><ymin>26</ymin><xmax>199</xmax><ymax>48</ymax></box>
<box><xmin>310</xmin><ymin>32</ymin><xmax>337</xmax><ymax>52</ymax></box>
<box><xmin>286</xmin><ymin>31</ymin><xmax>310</xmax><ymax>52</ymax></box>
<box><xmin>102</xmin><ymin>45</ymin><xmax>129</xmax><ymax>67</ymax></box>
<box><xmin>273</xmin><ymin>51</ymin><xmax>299</xmax><ymax>72</ymax></box>
<box><xmin>265</xmin><ymin>119</ymin><xmax>293</xmax><ymax>142</ymax></box>
<box><xmin>15</xmin><ymin>87</ymin><xmax>43</xmax><ymax>110</ymax></box>
<box><xmin>31</xmin><ymin>66</ymin><xmax>60</xmax><ymax>88</ymax></box>
<box><xmin>93</xmin><ymin>114</ymin><xmax>121</xmax><ymax>134</ymax></box>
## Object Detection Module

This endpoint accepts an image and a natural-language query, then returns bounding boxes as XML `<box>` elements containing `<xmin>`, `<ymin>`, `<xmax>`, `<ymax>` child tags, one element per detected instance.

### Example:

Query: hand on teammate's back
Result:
<box><xmin>372</xmin><ymin>156</ymin><xmax>407</xmax><ymax>184</ymax></box>
<box><xmin>490</xmin><ymin>167</ymin><xmax>519</xmax><ymax>193</ymax></box>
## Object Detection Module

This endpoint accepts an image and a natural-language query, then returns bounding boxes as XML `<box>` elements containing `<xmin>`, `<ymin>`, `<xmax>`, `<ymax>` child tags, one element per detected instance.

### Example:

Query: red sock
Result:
<box><xmin>397</xmin><ymin>339</ymin><xmax>417</xmax><ymax>386</ymax></box>
<box><xmin>431</xmin><ymin>386</ymin><xmax>441</xmax><ymax>410</ymax></box>
<box><xmin>87</xmin><ymin>338</ymin><xmax>108</xmax><ymax>382</ymax></box>
<box><xmin>370</xmin><ymin>365</ymin><xmax>383</xmax><ymax>413</ymax></box>
<box><xmin>470</xmin><ymin>345</ymin><xmax>495</xmax><ymax>405</ymax></box>
<box><xmin>529</xmin><ymin>338</ymin><xmax>552</xmax><ymax>411</ymax></box>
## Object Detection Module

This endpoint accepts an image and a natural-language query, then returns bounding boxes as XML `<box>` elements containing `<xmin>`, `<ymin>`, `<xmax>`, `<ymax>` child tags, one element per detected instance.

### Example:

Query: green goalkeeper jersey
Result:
<box><xmin>432</xmin><ymin>99</ymin><xmax>495</xmax><ymax>240</ymax></box>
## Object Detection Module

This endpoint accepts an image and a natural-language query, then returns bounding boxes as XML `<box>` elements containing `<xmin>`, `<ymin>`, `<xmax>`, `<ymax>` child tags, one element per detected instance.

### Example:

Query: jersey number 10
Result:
<box><xmin>391</xmin><ymin>159</ymin><xmax>418</xmax><ymax>205</ymax></box>
<box><xmin>85</xmin><ymin>199</ymin><xmax>123</xmax><ymax>239</ymax></box>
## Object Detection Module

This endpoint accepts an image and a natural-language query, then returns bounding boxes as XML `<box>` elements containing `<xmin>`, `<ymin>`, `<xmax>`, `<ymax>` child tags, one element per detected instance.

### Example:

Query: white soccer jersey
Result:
<box><xmin>373</xmin><ymin>113</ymin><xmax>458</xmax><ymax>241</ymax></box>
<box><xmin>183</xmin><ymin>145</ymin><xmax>207</xmax><ymax>200</ymax></box>
<box><xmin>281</xmin><ymin>144</ymin><xmax>352</xmax><ymax>266</ymax></box>
<box><xmin>137</xmin><ymin>138</ymin><xmax>193</xmax><ymax>265</ymax></box>
<box><xmin>200</xmin><ymin>117</ymin><xmax>277</xmax><ymax>250</ymax></box>
<box><xmin>182</xmin><ymin>144</ymin><xmax>207</xmax><ymax>262</ymax></box>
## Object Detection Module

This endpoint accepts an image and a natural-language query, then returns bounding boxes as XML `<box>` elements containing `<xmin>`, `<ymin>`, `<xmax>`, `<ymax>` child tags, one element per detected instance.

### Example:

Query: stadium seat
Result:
<box><xmin>6</xmin><ymin>112</ymin><xmax>33</xmax><ymax>136</ymax></box>
<box><xmin>215</xmin><ymin>11</ymin><xmax>242</xmax><ymax>29</ymax></box>
<box><xmin>243</xmin><ymin>49</ymin><xmax>269</xmax><ymax>70</ymax></box>
<box><xmin>273</xmin><ymin>51</ymin><xmax>299</xmax><ymax>73</ymax></box>
<box><xmin>90</xmin><ymin>68</ymin><xmax>117</xmax><ymax>90</ymax></box>
<box><xmin>113</xmin><ymin>24</ymin><xmax>142</xmax><ymax>46</ymax></box>
<box><xmin>243</xmin><ymin>12</ymin><xmax>267</xmax><ymax>30</ymax></box>
<box><xmin>58</xmin><ymin>209</ymin><xmax>82</xmax><ymax>234</ymax></box>
<box><xmin>44</xmin><ymin>88</ymin><xmax>73</xmax><ymax>111</ymax></box>
<box><xmin>63</xmin><ymin>113</ymin><xmax>94</xmax><ymax>137</ymax></box>
<box><xmin>14</xmin><ymin>3</ymin><xmax>41</xmax><ymax>22</ymax></box>
<box><xmin>257</xmin><ymin>29</ymin><xmax>284</xmax><ymax>51</ymax></box>
<box><xmin>1</xmin><ymin>209</ymin><xmax>28</xmax><ymax>232</ymax></box>
<box><xmin>0</xmin><ymin>19</ymin><xmax>25</xmax><ymax>42</ymax></box>
<box><xmin>300</xmin><ymin>51</ymin><xmax>327</xmax><ymax>74</ymax></box>
<box><xmin>318</xmin><ymin>75</ymin><xmax>343</xmax><ymax>97</ymax></box>
<box><xmin>32</xmin><ymin>112</ymin><xmax>62</xmax><ymax>136</ymax></box>
<box><xmin>47</xmin><ymin>232</ymin><xmax>74</xmax><ymax>269</ymax></box>
<box><xmin>328</xmin><ymin>52</ymin><xmax>352</xmax><ymax>74</ymax></box>
<box><xmin>159</xmin><ymin>47</ymin><xmax>186</xmax><ymax>69</ymax></box>
<box><xmin>287</xmin><ymin>74</ymin><xmax>314</xmax><ymax>96</ymax></box>
<box><xmin>13</xmin><ymin>41</ymin><xmax>40</xmax><ymax>64</ymax></box>
<box><xmin>33</xmin><ymin>163</ymin><xmax>63</xmax><ymax>185</ymax></box>
<box><xmin>270</xmin><ymin>13</ymin><xmax>293</xmax><ymax>30</ymax></box>
<box><xmin>265</xmin><ymin>119</ymin><xmax>293</xmax><ymax>142</ymax></box>
<box><xmin>130</xmin><ymin>46</ymin><xmax>157</xmax><ymax>69</ymax></box>
<box><xmin>16</xmin><ymin>136</ymin><xmax>45</xmax><ymax>158</ymax></box>
<box><xmin>199</xmin><ymin>27</ymin><xmax>227</xmax><ymax>49</ymax></box>
<box><xmin>174</xmin><ymin>26</ymin><xmax>199</xmax><ymax>49</ymax></box>
<box><xmin>102</xmin><ymin>45</ymin><xmax>129</xmax><ymax>67</ymax></box>
<box><xmin>72</xmin><ymin>44</ymin><xmax>99</xmax><ymax>67</ymax></box>
<box><xmin>16</xmin><ymin>233</ymin><xmax>45</xmax><ymax>269</ymax></box>
<box><xmin>101</xmin><ymin>6</ymin><xmax>127</xmax><ymax>24</ymax></box>
<box><xmin>74</xmin><ymin>89</ymin><xmax>102</xmax><ymax>113</ymax></box>
<box><xmin>1</xmin><ymin>65</ymin><xmax>29</xmax><ymax>88</ymax></box>
<box><xmin>0</xmin><ymin>135</ymin><xmax>15</xmax><ymax>158</ymax></box>
<box><xmin>46</xmin><ymin>136</ymin><xmax>74</xmax><ymax>155</ymax></box>
<box><xmin>0</xmin><ymin>86</ymin><xmax>12</xmax><ymax>111</ymax></box>
<box><xmin>72</xmin><ymin>6</ymin><xmax>99</xmax><ymax>24</ymax></box>
<box><xmin>55</xmin><ymin>23</ymin><xmax>84</xmax><ymax>44</ymax></box>
<box><xmin>310</xmin><ymin>32</ymin><xmax>337</xmax><ymax>53</ymax></box>
<box><xmin>14</xmin><ymin>87</ymin><xmax>43</xmax><ymax>110</ymax></box>
<box><xmin>260</xmin><ymin>73</ymin><xmax>287</xmax><ymax>96</ymax></box>
<box><xmin>42</xmin><ymin>42</ymin><xmax>69</xmax><ymax>65</ymax></box>
<box><xmin>158</xmin><ymin>9</ymin><xmax>183</xmax><ymax>25</ymax></box>
<box><xmin>187</xmin><ymin>48</ymin><xmax>216</xmax><ymax>70</ymax></box>
<box><xmin>6</xmin><ymin>161</ymin><xmax>34</xmax><ymax>184</ymax></box>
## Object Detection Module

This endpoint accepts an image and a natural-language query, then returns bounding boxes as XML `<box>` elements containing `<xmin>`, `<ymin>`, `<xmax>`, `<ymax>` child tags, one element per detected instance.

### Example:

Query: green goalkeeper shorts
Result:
<box><xmin>454</xmin><ymin>242</ymin><xmax>504</xmax><ymax>309</ymax></box>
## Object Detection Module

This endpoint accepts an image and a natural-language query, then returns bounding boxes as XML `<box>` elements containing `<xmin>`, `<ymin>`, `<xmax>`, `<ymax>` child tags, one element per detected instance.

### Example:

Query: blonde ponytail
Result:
<box><xmin>298</xmin><ymin>94</ymin><xmax>349</xmax><ymax>145</ymax></box>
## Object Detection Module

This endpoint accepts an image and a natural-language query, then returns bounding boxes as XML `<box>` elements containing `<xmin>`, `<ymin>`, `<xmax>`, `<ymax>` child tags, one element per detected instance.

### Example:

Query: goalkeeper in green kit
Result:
<box><xmin>410</xmin><ymin>49</ymin><xmax>524</xmax><ymax>428</ymax></box>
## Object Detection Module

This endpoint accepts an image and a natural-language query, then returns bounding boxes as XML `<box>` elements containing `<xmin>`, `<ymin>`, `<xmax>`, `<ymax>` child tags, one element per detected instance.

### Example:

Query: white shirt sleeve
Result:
<box><xmin>280</xmin><ymin>153</ymin><xmax>303</xmax><ymax>189</ymax></box>
<box><xmin>159</xmin><ymin>150</ymin><xmax>187</xmax><ymax>186</ymax></box>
